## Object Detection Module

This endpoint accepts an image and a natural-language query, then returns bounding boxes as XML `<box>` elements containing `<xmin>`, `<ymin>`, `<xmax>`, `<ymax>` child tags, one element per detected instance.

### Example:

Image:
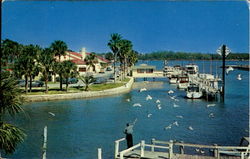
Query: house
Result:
<box><xmin>58</xmin><ymin>48</ymin><xmax>110</xmax><ymax>75</ymax></box>
<box><xmin>131</xmin><ymin>64</ymin><xmax>156</xmax><ymax>77</ymax></box>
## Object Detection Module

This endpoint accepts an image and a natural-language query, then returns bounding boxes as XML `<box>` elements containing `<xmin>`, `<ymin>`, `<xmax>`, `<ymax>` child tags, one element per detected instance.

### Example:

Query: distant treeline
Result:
<box><xmin>137</xmin><ymin>51</ymin><xmax>249</xmax><ymax>60</ymax></box>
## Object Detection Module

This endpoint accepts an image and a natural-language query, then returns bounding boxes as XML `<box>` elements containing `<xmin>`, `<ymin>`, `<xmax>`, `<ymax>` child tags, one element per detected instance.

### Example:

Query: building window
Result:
<box><xmin>137</xmin><ymin>69</ymin><xmax>144</xmax><ymax>73</ymax></box>
<box><xmin>146</xmin><ymin>69</ymin><xmax>153</xmax><ymax>73</ymax></box>
<box><xmin>79</xmin><ymin>67</ymin><xmax>86</xmax><ymax>72</ymax></box>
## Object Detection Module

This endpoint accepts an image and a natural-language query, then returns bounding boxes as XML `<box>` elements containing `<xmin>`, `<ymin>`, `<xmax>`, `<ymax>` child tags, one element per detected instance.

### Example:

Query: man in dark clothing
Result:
<box><xmin>124</xmin><ymin>119</ymin><xmax>137</xmax><ymax>148</ymax></box>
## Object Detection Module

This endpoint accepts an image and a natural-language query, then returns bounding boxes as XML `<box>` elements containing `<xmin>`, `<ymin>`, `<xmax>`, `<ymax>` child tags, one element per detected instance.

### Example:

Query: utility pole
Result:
<box><xmin>217</xmin><ymin>44</ymin><xmax>230</xmax><ymax>102</ymax></box>
<box><xmin>221</xmin><ymin>45</ymin><xmax>226</xmax><ymax>102</ymax></box>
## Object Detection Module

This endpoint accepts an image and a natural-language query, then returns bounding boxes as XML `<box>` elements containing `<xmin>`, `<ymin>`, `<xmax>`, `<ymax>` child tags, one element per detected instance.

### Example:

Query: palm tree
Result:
<box><xmin>50</xmin><ymin>40</ymin><xmax>67</xmax><ymax>62</ymax></box>
<box><xmin>1</xmin><ymin>39</ymin><xmax>21</xmax><ymax>66</ymax></box>
<box><xmin>85</xmin><ymin>53</ymin><xmax>98</xmax><ymax>73</ymax></box>
<box><xmin>38</xmin><ymin>48</ymin><xmax>55</xmax><ymax>93</ymax></box>
<box><xmin>79</xmin><ymin>74</ymin><xmax>96</xmax><ymax>91</ymax></box>
<box><xmin>118</xmin><ymin>39</ymin><xmax>133</xmax><ymax>80</ymax></box>
<box><xmin>50</xmin><ymin>40</ymin><xmax>68</xmax><ymax>89</ymax></box>
<box><xmin>0</xmin><ymin>71</ymin><xmax>26</xmax><ymax>155</ymax></box>
<box><xmin>14</xmin><ymin>45</ymin><xmax>40</xmax><ymax>93</ymax></box>
<box><xmin>108</xmin><ymin>33</ymin><xmax>122</xmax><ymax>83</ymax></box>
<box><xmin>61</xmin><ymin>61</ymin><xmax>78</xmax><ymax>92</ymax></box>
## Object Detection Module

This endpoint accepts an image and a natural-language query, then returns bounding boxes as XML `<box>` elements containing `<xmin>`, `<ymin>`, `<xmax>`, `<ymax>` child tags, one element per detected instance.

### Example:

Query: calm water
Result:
<box><xmin>9</xmin><ymin>60</ymin><xmax>249</xmax><ymax>159</ymax></box>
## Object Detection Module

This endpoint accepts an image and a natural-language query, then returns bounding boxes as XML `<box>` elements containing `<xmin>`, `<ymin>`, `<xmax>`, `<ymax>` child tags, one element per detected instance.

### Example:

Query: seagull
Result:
<box><xmin>226</xmin><ymin>66</ymin><xmax>234</xmax><ymax>74</ymax></box>
<box><xmin>157</xmin><ymin>104</ymin><xmax>162</xmax><ymax>110</ymax></box>
<box><xmin>147</xmin><ymin>113</ymin><xmax>152</xmax><ymax>118</ymax></box>
<box><xmin>188</xmin><ymin>126</ymin><xmax>194</xmax><ymax>131</ymax></box>
<box><xmin>170</xmin><ymin>96</ymin><xmax>176</xmax><ymax>100</ymax></box>
<box><xmin>156</xmin><ymin>99</ymin><xmax>161</xmax><ymax>103</ymax></box>
<box><xmin>126</xmin><ymin>98</ymin><xmax>130</xmax><ymax>102</ymax></box>
<box><xmin>209</xmin><ymin>113</ymin><xmax>215</xmax><ymax>118</ymax></box>
<box><xmin>168</xmin><ymin>90</ymin><xmax>174</xmax><ymax>94</ymax></box>
<box><xmin>200</xmin><ymin>150</ymin><xmax>205</xmax><ymax>154</ymax></box>
<box><xmin>237</xmin><ymin>74</ymin><xmax>242</xmax><ymax>80</ymax></box>
<box><xmin>139</xmin><ymin>88</ymin><xmax>147</xmax><ymax>92</ymax></box>
<box><xmin>173</xmin><ymin>103</ymin><xmax>179</xmax><ymax>107</ymax></box>
<box><xmin>173</xmin><ymin>121</ymin><xmax>179</xmax><ymax>126</ymax></box>
<box><xmin>207</xmin><ymin>104</ymin><xmax>216</xmax><ymax>108</ymax></box>
<box><xmin>174</xmin><ymin>98</ymin><xmax>179</xmax><ymax>102</ymax></box>
<box><xmin>165</xmin><ymin>124</ymin><xmax>172</xmax><ymax>130</ymax></box>
<box><xmin>195</xmin><ymin>148</ymin><xmax>200</xmax><ymax>152</ymax></box>
<box><xmin>48</xmin><ymin>112</ymin><xmax>55</xmax><ymax>117</ymax></box>
<box><xmin>146</xmin><ymin>95</ymin><xmax>152</xmax><ymax>100</ymax></box>
<box><xmin>176</xmin><ymin>115</ymin><xmax>183</xmax><ymax>119</ymax></box>
<box><xmin>133</xmin><ymin>103</ymin><xmax>142</xmax><ymax>107</ymax></box>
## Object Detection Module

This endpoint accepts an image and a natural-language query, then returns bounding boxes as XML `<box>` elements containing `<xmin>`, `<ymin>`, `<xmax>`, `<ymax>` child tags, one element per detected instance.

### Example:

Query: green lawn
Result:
<box><xmin>21</xmin><ymin>78</ymin><xmax>131</xmax><ymax>95</ymax></box>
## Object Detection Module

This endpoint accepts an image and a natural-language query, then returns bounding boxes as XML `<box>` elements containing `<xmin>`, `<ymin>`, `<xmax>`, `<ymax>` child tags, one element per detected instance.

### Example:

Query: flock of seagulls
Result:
<box><xmin>130</xmin><ymin>87</ymin><xmax>220</xmax><ymax>137</ymax></box>
<box><xmin>225</xmin><ymin>66</ymin><xmax>243</xmax><ymax>81</ymax></box>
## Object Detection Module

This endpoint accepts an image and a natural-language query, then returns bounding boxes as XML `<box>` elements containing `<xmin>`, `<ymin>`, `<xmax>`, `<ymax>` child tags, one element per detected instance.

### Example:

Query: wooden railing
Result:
<box><xmin>114</xmin><ymin>138</ymin><xmax>250</xmax><ymax>159</ymax></box>
<box><xmin>152</xmin><ymin>139</ymin><xmax>250</xmax><ymax>159</ymax></box>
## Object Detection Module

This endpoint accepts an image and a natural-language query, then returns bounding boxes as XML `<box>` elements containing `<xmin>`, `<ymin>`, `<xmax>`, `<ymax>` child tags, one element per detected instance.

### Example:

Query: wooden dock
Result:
<box><xmin>114</xmin><ymin>138</ymin><xmax>249</xmax><ymax>159</ymax></box>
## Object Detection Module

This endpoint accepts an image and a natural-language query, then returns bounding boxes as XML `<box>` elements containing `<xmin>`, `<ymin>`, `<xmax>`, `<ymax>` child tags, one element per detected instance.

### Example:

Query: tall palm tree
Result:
<box><xmin>85</xmin><ymin>53</ymin><xmax>98</xmax><ymax>73</ymax></box>
<box><xmin>0</xmin><ymin>71</ymin><xmax>26</xmax><ymax>155</ymax></box>
<box><xmin>1</xmin><ymin>39</ymin><xmax>20</xmax><ymax>66</ymax></box>
<box><xmin>118</xmin><ymin>39</ymin><xmax>133</xmax><ymax>80</ymax></box>
<box><xmin>14</xmin><ymin>45</ymin><xmax>40</xmax><ymax>93</ymax></box>
<box><xmin>50</xmin><ymin>40</ymin><xmax>68</xmax><ymax>88</ymax></box>
<box><xmin>50</xmin><ymin>40</ymin><xmax>67</xmax><ymax>62</ymax></box>
<box><xmin>38</xmin><ymin>48</ymin><xmax>55</xmax><ymax>93</ymax></box>
<box><xmin>107</xmin><ymin>33</ymin><xmax>122</xmax><ymax>83</ymax></box>
<box><xmin>61</xmin><ymin>61</ymin><xmax>78</xmax><ymax>92</ymax></box>
<box><xmin>79</xmin><ymin>74</ymin><xmax>96</xmax><ymax>91</ymax></box>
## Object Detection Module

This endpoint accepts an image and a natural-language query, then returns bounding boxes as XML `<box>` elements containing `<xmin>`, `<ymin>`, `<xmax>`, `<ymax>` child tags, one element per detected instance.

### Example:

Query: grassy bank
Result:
<box><xmin>21</xmin><ymin>78</ymin><xmax>129</xmax><ymax>95</ymax></box>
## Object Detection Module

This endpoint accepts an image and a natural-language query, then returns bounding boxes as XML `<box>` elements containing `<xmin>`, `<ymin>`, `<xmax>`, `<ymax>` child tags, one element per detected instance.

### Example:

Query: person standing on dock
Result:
<box><xmin>124</xmin><ymin>118</ymin><xmax>137</xmax><ymax>148</ymax></box>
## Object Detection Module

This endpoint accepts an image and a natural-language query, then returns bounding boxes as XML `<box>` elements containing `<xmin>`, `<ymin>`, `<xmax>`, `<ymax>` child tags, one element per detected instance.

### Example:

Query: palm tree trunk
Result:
<box><xmin>29</xmin><ymin>75</ymin><xmax>32</xmax><ymax>92</ymax></box>
<box><xmin>66</xmin><ymin>78</ymin><xmax>68</xmax><ymax>92</ymax></box>
<box><xmin>45</xmin><ymin>74</ymin><xmax>48</xmax><ymax>93</ymax></box>
<box><xmin>25</xmin><ymin>75</ymin><xmax>28</xmax><ymax>94</ymax></box>
<box><xmin>59</xmin><ymin>74</ymin><xmax>62</xmax><ymax>90</ymax></box>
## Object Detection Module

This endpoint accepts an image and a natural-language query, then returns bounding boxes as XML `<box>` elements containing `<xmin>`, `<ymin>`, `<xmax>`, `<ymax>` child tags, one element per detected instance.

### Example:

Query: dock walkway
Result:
<box><xmin>114</xmin><ymin>138</ymin><xmax>249</xmax><ymax>159</ymax></box>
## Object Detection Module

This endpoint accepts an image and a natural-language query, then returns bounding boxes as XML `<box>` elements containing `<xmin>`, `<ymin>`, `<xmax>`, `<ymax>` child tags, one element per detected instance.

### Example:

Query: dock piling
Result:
<box><xmin>98</xmin><ymin>148</ymin><xmax>102</xmax><ymax>159</ymax></box>
<box><xmin>140</xmin><ymin>140</ymin><xmax>145</xmax><ymax>157</ymax></box>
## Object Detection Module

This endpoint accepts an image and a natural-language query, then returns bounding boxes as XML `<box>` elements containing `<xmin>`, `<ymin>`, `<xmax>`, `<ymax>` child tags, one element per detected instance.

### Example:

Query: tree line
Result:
<box><xmin>136</xmin><ymin>51</ymin><xmax>249</xmax><ymax>61</ymax></box>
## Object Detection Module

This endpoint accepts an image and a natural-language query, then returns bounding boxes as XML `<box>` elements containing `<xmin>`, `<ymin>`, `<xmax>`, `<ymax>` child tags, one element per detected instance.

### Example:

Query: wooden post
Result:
<box><xmin>42</xmin><ymin>126</ymin><xmax>47</xmax><ymax>159</ymax></box>
<box><xmin>151</xmin><ymin>138</ymin><xmax>155</xmax><ymax>152</ymax></box>
<box><xmin>98</xmin><ymin>148</ymin><xmax>102</xmax><ymax>159</ymax></box>
<box><xmin>214</xmin><ymin>144</ymin><xmax>219</xmax><ymax>158</ymax></box>
<box><xmin>169</xmin><ymin>140</ymin><xmax>173</xmax><ymax>159</ymax></box>
<box><xmin>180</xmin><ymin>145</ymin><xmax>184</xmax><ymax>154</ymax></box>
<box><xmin>120</xmin><ymin>152</ymin><xmax>124</xmax><ymax>159</ymax></box>
<box><xmin>140</xmin><ymin>140</ymin><xmax>145</xmax><ymax>157</ymax></box>
<box><xmin>115</xmin><ymin>141</ymin><xmax>119</xmax><ymax>158</ymax></box>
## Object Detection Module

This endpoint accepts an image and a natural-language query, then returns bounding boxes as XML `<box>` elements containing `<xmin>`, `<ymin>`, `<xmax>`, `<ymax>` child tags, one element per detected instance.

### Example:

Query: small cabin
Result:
<box><xmin>131</xmin><ymin>64</ymin><xmax>156</xmax><ymax>77</ymax></box>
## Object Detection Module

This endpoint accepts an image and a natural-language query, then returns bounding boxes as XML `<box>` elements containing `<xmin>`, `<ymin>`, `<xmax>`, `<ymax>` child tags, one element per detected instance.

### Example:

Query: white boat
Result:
<box><xmin>177</xmin><ymin>76</ymin><xmax>189</xmax><ymax>89</ymax></box>
<box><xmin>185</xmin><ymin>64</ymin><xmax>199</xmax><ymax>76</ymax></box>
<box><xmin>186</xmin><ymin>83</ymin><xmax>203</xmax><ymax>99</ymax></box>
<box><xmin>169</xmin><ymin>75</ymin><xmax>178</xmax><ymax>84</ymax></box>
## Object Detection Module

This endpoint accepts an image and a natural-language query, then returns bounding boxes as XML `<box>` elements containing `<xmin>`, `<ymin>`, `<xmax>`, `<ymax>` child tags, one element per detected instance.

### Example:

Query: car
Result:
<box><xmin>18</xmin><ymin>80</ymin><xmax>44</xmax><ymax>87</ymax></box>
<box><xmin>106</xmin><ymin>67</ymin><xmax>112</xmax><ymax>71</ymax></box>
<box><xmin>93</xmin><ymin>77</ymin><xmax>107</xmax><ymax>84</ymax></box>
<box><xmin>62</xmin><ymin>78</ymin><xmax>78</xmax><ymax>84</ymax></box>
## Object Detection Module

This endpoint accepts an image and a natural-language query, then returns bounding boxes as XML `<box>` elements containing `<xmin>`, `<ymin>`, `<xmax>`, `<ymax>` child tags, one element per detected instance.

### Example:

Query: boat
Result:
<box><xmin>177</xmin><ymin>76</ymin><xmax>189</xmax><ymax>89</ymax></box>
<box><xmin>185</xmin><ymin>64</ymin><xmax>199</xmax><ymax>76</ymax></box>
<box><xmin>169</xmin><ymin>75</ymin><xmax>178</xmax><ymax>84</ymax></box>
<box><xmin>186</xmin><ymin>83</ymin><xmax>203</xmax><ymax>99</ymax></box>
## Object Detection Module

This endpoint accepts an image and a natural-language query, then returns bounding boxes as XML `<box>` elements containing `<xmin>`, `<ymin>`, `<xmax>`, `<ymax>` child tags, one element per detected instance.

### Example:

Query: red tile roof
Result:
<box><xmin>67</xmin><ymin>51</ymin><xmax>110</xmax><ymax>64</ymax></box>
<box><xmin>70</xmin><ymin>59</ymin><xmax>86</xmax><ymax>65</ymax></box>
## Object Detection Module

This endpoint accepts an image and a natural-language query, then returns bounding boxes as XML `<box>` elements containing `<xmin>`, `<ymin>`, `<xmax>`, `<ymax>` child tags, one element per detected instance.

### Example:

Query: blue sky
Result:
<box><xmin>2</xmin><ymin>1</ymin><xmax>249</xmax><ymax>54</ymax></box>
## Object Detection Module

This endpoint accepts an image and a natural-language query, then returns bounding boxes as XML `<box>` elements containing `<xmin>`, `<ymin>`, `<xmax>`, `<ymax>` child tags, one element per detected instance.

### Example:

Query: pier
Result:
<box><xmin>114</xmin><ymin>138</ymin><xmax>249</xmax><ymax>159</ymax></box>
<box><xmin>224</xmin><ymin>65</ymin><xmax>250</xmax><ymax>71</ymax></box>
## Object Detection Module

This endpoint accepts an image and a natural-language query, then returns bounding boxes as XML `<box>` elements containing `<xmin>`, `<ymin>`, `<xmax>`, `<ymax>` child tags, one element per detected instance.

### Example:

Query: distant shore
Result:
<box><xmin>23</xmin><ymin>77</ymin><xmax>134</xmax><ymax>102</ymax></box>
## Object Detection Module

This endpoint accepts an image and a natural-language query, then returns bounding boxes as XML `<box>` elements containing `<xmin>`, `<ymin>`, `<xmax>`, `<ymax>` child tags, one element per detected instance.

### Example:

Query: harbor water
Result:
<box><xmin>8</xmin><ymin>60</ymin><xmax>249</xmax><ymax>159</ymax></box>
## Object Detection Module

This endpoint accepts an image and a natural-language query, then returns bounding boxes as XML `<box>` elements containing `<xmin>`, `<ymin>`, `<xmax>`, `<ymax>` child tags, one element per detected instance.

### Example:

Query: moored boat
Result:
<box><xmin>186</xmin><ymin>83</ymin><xmax>203</xmax><ymax>99</ymax></box>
